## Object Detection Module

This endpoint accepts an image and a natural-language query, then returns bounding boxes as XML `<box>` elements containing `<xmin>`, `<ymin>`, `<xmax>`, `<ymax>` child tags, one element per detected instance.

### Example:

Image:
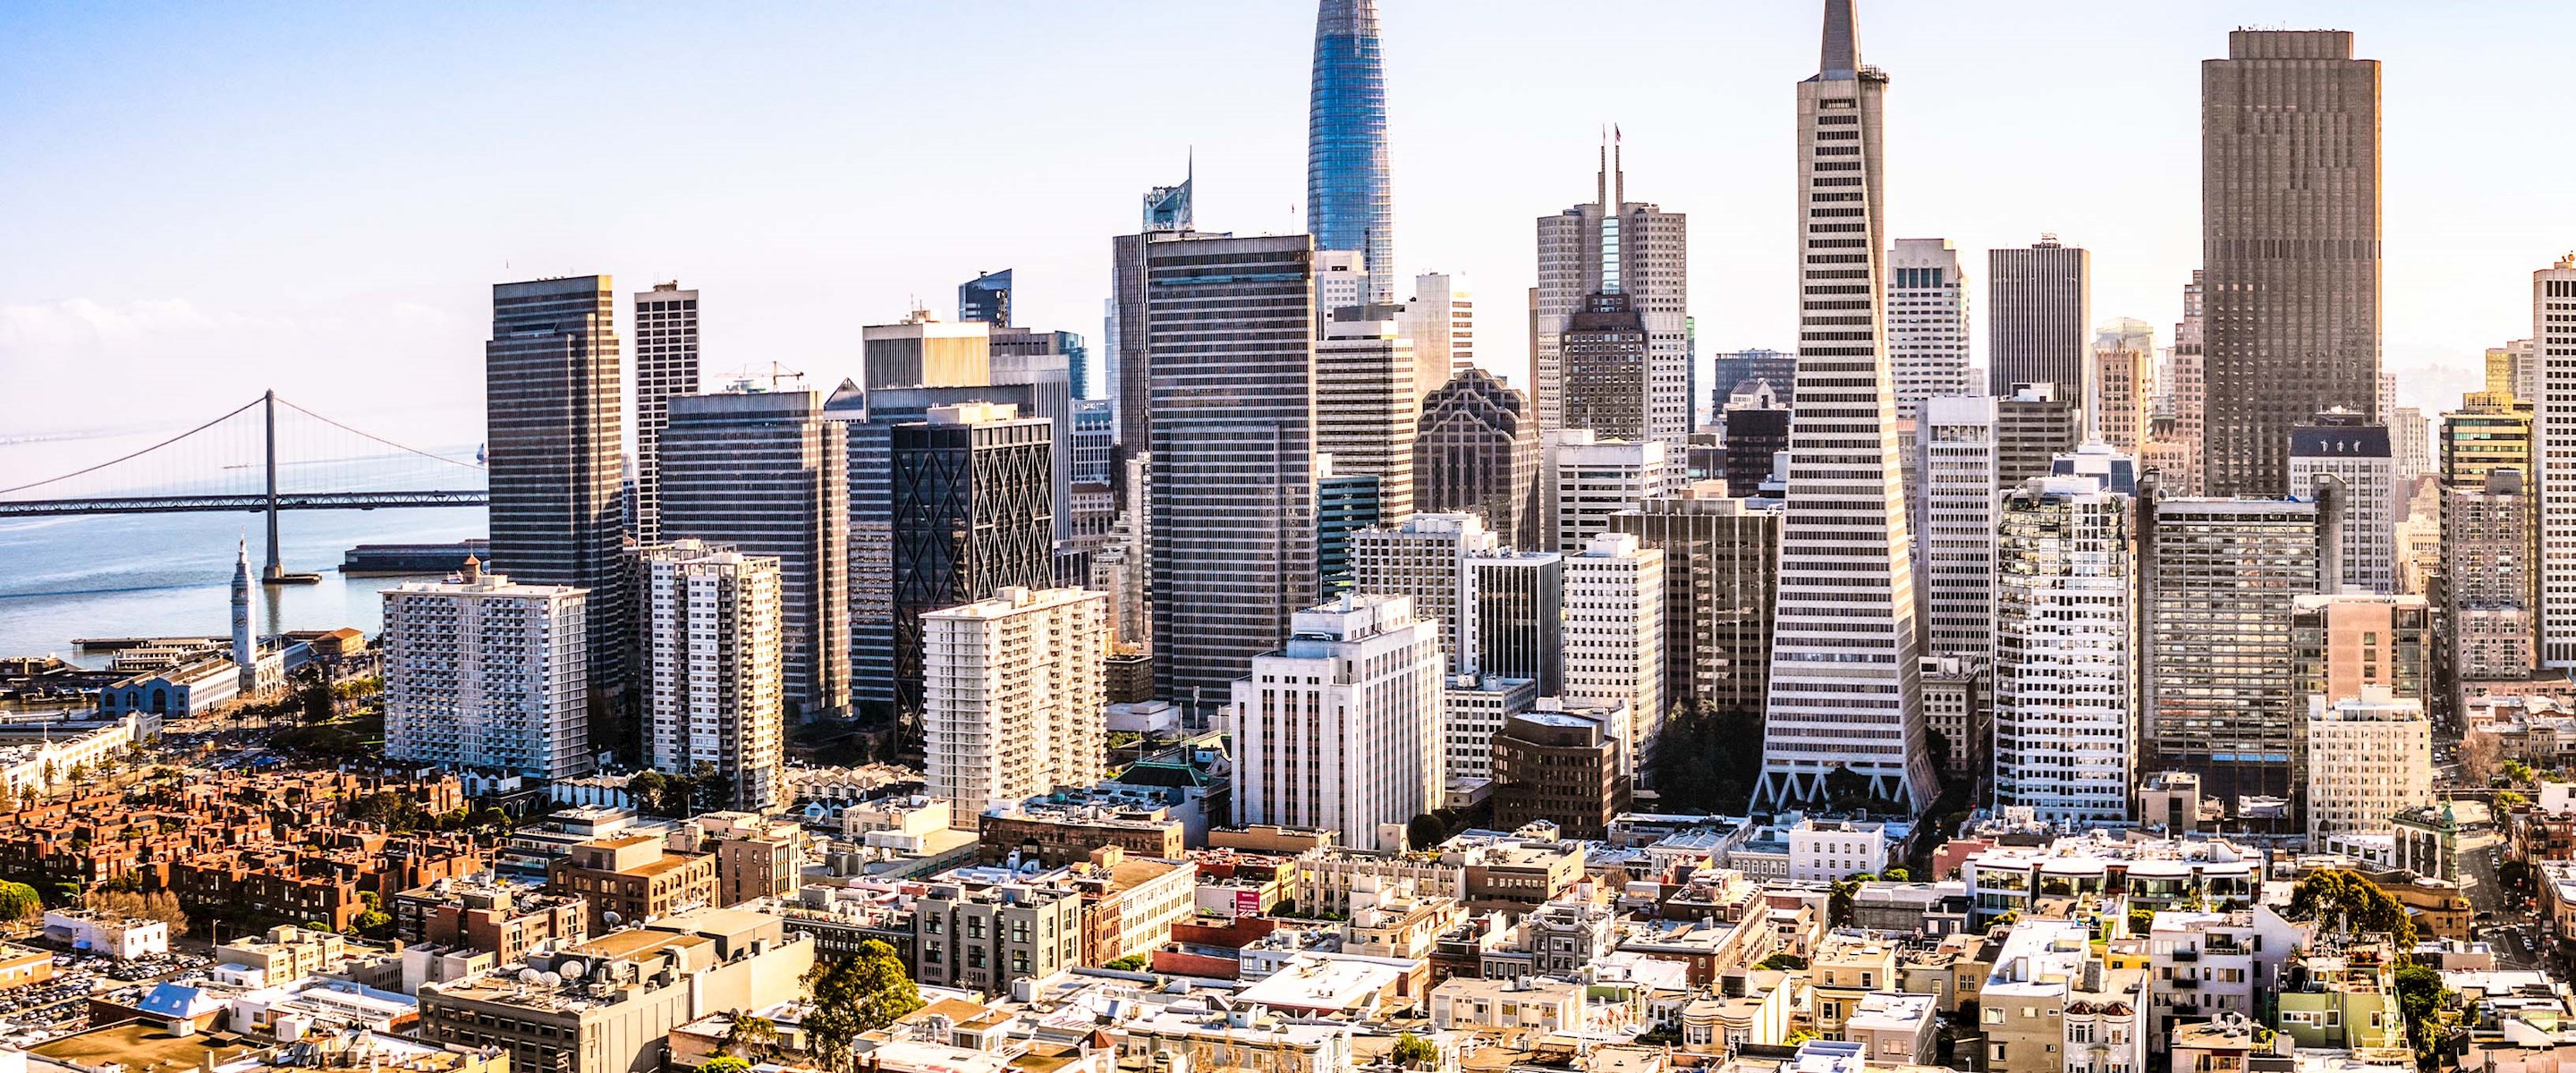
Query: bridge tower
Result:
<box><xmin>260</xmin><ymin>390</ymin><xmax>320</xmax><ymax>585</ymax></box>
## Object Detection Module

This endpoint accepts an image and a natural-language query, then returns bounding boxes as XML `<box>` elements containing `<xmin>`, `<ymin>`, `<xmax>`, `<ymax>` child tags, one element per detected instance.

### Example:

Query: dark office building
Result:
<box><xmin>1417</xmin><ymin>368</ymin><xmax>1541</xmax><ymax>549</ymax></box>
<box><xmin>1609</xmin><ymin>492</ymin><xmax>1781</xmax><ymax>715</ymax></box>
<box><xmin>959</xmin><ymin>269</ymin><xmax>1013</xmax><ymax>326</ymax></box>
<box><xmin>1558</xmin><ymin>292</ymin><xmax>1648</xmax><ymax>441</ymax></box>
<box><xmin>890</xmin><ymin>404</ymin><xmax>1055</xmax><ymax>715</ymax></box>
<box><xmin>1720</xmin><ymin>406</ymin><xmax>1791</xmax><ymax>500</ymax></box>
<box><xmin>1318</xmin><ymin>472</ymin><xmax>1383</xmax><ymax>596</ymax></box>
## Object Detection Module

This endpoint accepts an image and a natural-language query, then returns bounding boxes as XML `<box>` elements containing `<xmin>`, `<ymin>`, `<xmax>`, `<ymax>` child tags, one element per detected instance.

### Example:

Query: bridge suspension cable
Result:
<box><xmin>0</xmin><ymin>396</ymin><xmax>264</xmax><ymax>497</ymax></box>
<box><xmin>273</xmin><ymin>396</ymin><xmax>485</xmax><ymax>471</ymax></box>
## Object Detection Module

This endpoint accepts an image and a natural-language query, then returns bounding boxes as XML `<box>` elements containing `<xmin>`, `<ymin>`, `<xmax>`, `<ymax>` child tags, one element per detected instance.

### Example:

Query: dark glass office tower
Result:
<box><xmin>1309</xmin><ymin>0</ymin><xmax>1393</xmax><ymax>303</ymax></box>
<box><xmin>959</xmin><ymin>269</ymin><xmax>1013</xmax><ymax>326</ymax></box>
<box><xmin>890</xmin><ymin>405</ymin><xmax>1055</xmax><ymax>715</ymax></box>
<box><xmin>486</xmin><ymin>275</ymin><xmax>626</xmax><ymax>712</ymax></box>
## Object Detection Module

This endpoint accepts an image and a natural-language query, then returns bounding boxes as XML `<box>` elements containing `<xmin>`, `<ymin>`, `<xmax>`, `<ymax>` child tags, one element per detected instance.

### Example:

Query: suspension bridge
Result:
<box><xmin>0</xmin><ymin>392</ymin><xmax>488</xmax><ymax>583</ymax></box>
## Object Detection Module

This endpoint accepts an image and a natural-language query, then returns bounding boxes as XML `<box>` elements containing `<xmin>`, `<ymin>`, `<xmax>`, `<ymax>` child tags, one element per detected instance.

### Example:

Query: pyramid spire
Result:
<box><xmin>1819</xmin><ymin>0</ymin><xmax>1860</xmax><ymax>79</ymax></box>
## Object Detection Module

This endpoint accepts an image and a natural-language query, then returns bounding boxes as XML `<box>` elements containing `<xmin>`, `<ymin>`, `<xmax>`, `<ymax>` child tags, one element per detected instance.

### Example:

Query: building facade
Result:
<box><xmin>2288</xmin><ymin>414</ymin><xmax>2397</xmax><ymax>595</ymax></box>
<box><xmin>2201</xmin><ymin>30</ymin><xmax>2382</xmax><ymax>496</ymax></box>
<box><xmin>1534</xmin><ymin>141</ymin><xmax>1689</xmax><ymax>448</ymax></box>
<box><xmin>1757</xmin><ymin>0</ymin><xmax>1936</xmax><ymax>813</ymax></box>
<box><xmin>2537</xmin><ymin>258</ymin><xmax>2576</xmax><ymax>665</ymax></box>
<box><xmin>1560</xmin><ymin>533</ymin><xmax>1665</xmax><ymax>769</ymax></box>
<box><xmin>1229</xmin><ymin>596</ymin><xmax>1444</xmax><ymax>852</ymax></box>
<box><xmin>1352</xmin><ymin>513</ymin><xmax>1498</xmax><ymax>672</ymax></box>
<box><xmin>1316</xmin><ymin>306</ymin><xmax>1418</xmax><ymax>519</ymax></box>
<box><xmin>892</xmin><ymin>403</ymin><xmax>1055</xmax><ymax>716</ymax></box>
<box><xmin>384</xmin><ymin>563</ymin><xmax>591</xmax><ymax>779</ymax></box>
<box><xmin>1308</xmin><ymin>0</ymin><xmax>1394</xmax><ymax>305</ymax></box>
<box><xmin>2141</xmin><ymin>492</ymin><xmax>2327</xmax><ymax>802</ymax></box>
<box><xmin>1607</xmin><ymin>488</ymin><xmax>1781</xmax><ymax>715</ymax></box>
<box><xmin>2303</xmin><ymin>688</ymin><xmax>2431</xmax><ymax>843</ymax></box>
<box><xmin>631</xmin><ymin>282</ymin><xmax>699</xmax><ymax>545</ymax></box>
<box><xmin>1986</xmin><ymin>239</ymin><xmax>2093</xmax><ymax>406</ymax></box>
<box><xmin>1993</xmin><ymin>473</ymin><xmax>2134</xmax><ymax>825</ymax></box>
<box><xmin>1918</xmin><ymin>395</ymin><xmax>2000</xmax><ymax>663</ymax></box>
<box><xmin>1417</xmin><ymin>368</ymin><xmax>1541</xmax><ymax>549</ymax></box>
<box><xmin>922</xmin><ymin>587</ymin><xmax>1109</xmax><ymax>823</ymax></box>
<box><xmin>1542</xmin><ymin>430</ymin><xmax>1672</xmax><ymax>553</ymax></box>
<box><xmin>1886</xmin><ymin>238</ymin><xmax>1971</xmax><ymax>422</ymax></box>
<box><xmin>640</xmin><ymin>543</ymin><xmax>784</xmax><ymax>812</ymax></box>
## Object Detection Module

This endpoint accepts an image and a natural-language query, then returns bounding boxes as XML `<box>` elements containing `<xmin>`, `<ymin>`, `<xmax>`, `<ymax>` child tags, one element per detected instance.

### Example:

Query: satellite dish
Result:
<box><xmin>559</xmin><ymin>959</ymin><xmax>587</xmax><ymax>981</ymax></box>
<box><xmin>602</xmin><ymin>911</ymin><xmax>623</xmax><ymax>926</ymax></box>
<box><xmin>539</xmin><ymin>972</ymin><xmax>562</xmax><ymax>987</ymax></box>
<box><xmin>517</xmin><ymin>968</ymin><xmax>541</xmax><ymax>984</ymax></box>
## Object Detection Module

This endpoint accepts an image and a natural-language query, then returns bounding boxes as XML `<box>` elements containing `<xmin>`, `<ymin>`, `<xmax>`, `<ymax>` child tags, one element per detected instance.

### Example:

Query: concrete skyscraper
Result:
<box><xmin>1399</xmin><ymin>273</ymin><xmax>1474</xmax><ymax>393</ymax></box>
<box><xmin>1756</xmin><ymin>0</ymin><xmax>1936</xmax><ymax>814</ymax></box>
<box><xmin>1148</xmin><ymin>233</ymin><xmax>1320</xmax><ymax>705</ymax></box>
<box><xmin>631</xmin><ymin>282</ymin><xmax>699</xmax><ymax>545</ymax></box>
<box><xmin>1229</xmin><ymin>596</ymin><xmax>1442</xmax><ymax>853</ymax></box>
<box><xmin>1558</xmin><ymin>291</ymin><xmax>1652</xmax><ymax>441</ymax></box>
<box><xmin>1993</xmin><ymin>471</ymin><xmax>2134</xmax><ymax>825</ymax></box>
<box><xmin>1352</xmin><ymin>512</ymin><xmax>1497</xmax><ymax>670</ymax></box>
<box><xmin>640</xmin><ymin>542</ymin><xmax>784</xmax><ymax>813</ymax></box>
<box><xmin>2092</xmin><ymin>318</ymin><xmax>2156</xmax><ymax>453</ymax></box>
<box><xmin>2289</xmin><ymin>412</ymin><xmax>2397</xmax><ymax>595</ymax></box>
<box><xmin>1309</xmin><ymin>0</ymin><xmax>1394</xmax><ymax>305</ymax></box>
<box><xmin>659</xmin><ymin>388</ymin><xmax>851</xmax><ymax>718</ymax></box>
<box><xmin>1316</xmin><ymin>306</ymin><xmax>1418</xmax><ymax>520</ymax></box>
<box><xmin>486</xmin><ymin>275</ymin><xmax>627</xmax><ymax>711</ymax></box>
<box><xmin>2143</xmin><ymin>272</ymin><xmax>2207</xmax><ymax>495</ymax></box>
<box><xmin>2447</xmin><ymin>469</ymin><xmax>2534</xmax><ymax>689</ymax></box>
<box><xmin>1535</xmin><ymin>136</ymin><xmax>1689</xmax><ymax>448</ymax></box>
<box><xmin>1541</xmin><ymin>430</ymin><xmax>1673</xmax><ymax>553</ymax></box>
<box><xmin>1416</xmin><ymin>368</ymin><xmax>1540</xmax><ymax>548</ymax></box>
<box><xmin>1608</xmin><ymin>486</ymin><xmax>1782</xmax><ymax>718</ymax></box>
<box><xmin>2200</xmin><ymin>30</ymin><xmax>2382</xmax><ymax>496</ymax></box>
<box><xmin>1986</xmin><ymin>238</ymin><xmax>2093</xmax><ymax>406</ymax></box>
<box><xmin>1560</xmin><ymin>532</ymin><xmax>1666</xmax><ymax>768</ymax></box>
<box><xmin>1886</xmin><ymin>238</ymin><xmax>1971</xmax><ymax>421</ymax></box>
<box><xmin>1917</xmin><ymin>395</ymin><xmax>2000</xmax><ymax>663</ymax></box>
<box><xmin>2535</xmin><ymin>257</ymin><xmax>2576</xmax><ymax>666</ymax></box>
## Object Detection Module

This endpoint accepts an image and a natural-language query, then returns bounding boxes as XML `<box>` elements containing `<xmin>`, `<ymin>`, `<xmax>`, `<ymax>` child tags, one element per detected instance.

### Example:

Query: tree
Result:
<box><xmin>2285</xmin><ymin>870</ymin><xmax>2415</xmax><ymax>947</ymax></box>
<box><xmin>1106</xmin><ymin>955</ymin><xmax>1148</xmax><ymax>971</ymax></box>
<box><xmin>85</xmin><ymin>890</ymin><xmax>191</xmax><ymax>936</ymax></box>
<box><xmin>2462</xmin><ymin>733</ymin><xmax>2504</xmax><ymax>787</ymax></box>
<box><xmin>2394</xmin><ymin>963</ymin><xmax>2449</xmax><ymax>1066</ymax></box>
<box><xmin>1828</xmin><ymin>878</ymin><xmax>1861</xmax><ymax>929</ymax></box>
<box><xmin>1644</xmin><ymin>701</ymin><xmax>1767</xmax><ymax>814</ymax></box>
<box><xmin>720</xmin><ymin>1013</ymin><xmax>782</xmax><ymax>1061</ymax></box>
<box><xmin>802</xmin><ymin>941</ymin><xmax>923</xmax><ymax>1070</ymax></box>
<box><xmin>699</xmin><ymin>1060</ymin><xmax>751</xmax><ymax>1073</ymax></box>
<box><xmin>2496</xmin><ymin>789</ymin><xmax>2529</xmax><ymax>810</ymax></box>
<box><xmin>1881</xmin><ymin>866</ymin><xmax>1911</xmax><ymax>883</ymax></box>
<box><xmin>1406</xmin><ymin>814</ymin><xmax>1447</xmax><ymax>851</ymax></box>
<box><xmin>1390</xmin><ymin>1034</ymin><xmax>1439</xmax><ymax>1069</ymax></box>
<box><xmin>0</xmin><ymin>882</ymin><xmax>42</xmax><ymax>925</ymax></box>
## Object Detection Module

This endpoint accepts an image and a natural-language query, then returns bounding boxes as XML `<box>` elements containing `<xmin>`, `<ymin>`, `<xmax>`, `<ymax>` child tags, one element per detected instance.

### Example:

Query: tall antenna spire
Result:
<box><xmin>1596</xmin><ymin>126</ymin><xmax>1608</xmax><ymax>208</ymax></box>
<box><xmin>1613</xmin><ymin>124</ymin><xmax>1625</xmax><ymax>208</ymax></box>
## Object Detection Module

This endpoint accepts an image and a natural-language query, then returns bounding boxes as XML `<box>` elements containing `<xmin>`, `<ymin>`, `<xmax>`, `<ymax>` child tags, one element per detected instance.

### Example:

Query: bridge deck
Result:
<box><xmin>0</xmin><ymin>491</ymin><xmax>487</xmax><ymax>516</ymax></box>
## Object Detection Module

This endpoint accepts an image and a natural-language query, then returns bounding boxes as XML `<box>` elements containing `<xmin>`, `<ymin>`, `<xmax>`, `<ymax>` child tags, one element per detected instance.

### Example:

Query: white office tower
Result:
<box><xmin>1917</xmin><ymin>395</ymin><xmax>2000</xmax><ymax>662</ymax></box>
<box><xmin>2091</xmin><ymin>318</ymin><xmax>2157</xmax><ymax>452</ymax></box>
<box><xmin>1352</xmin><ymin>513</ymin><xmax>1499</xmax><ymax>672</ymax></box>
<box><xmin>1228</xmin><ymin>595</ymin><xmax>1445</xmax><ymax>852</ymax></box>
<box><xmin>1317</xmin><ymin>307</ymin><xmax>1419</xmax><ymax>519</ymax></box>
<box><xmin>1316</xmin><ymin>249</ymin><xmax>1370</xmax><ymax>316</ymax></box>
<box><xmin>1992</xmin><ymin>471</ymin><xmax>2134</xmax><ymax>825</ymax></box>
<box><xmin>1756</xmin><ymin>0</ymin><xmax>1936</xmax><ymax>814</ymax></box>
<box><xmin>1443</xmin><ymin>672</ymin><xmax>1538</xmax><ymax>785</ymax></box>
<box><xmin>1542</xmin><ymin>430</ymin><xmax>1674</xmax><ymax>552</ymax></box>
<box><xmin>2538</xmin><ymin>257</ymin><xmax>2576</xmax><ymax>665</ymax></box>
<box><xmin>1534</xmin><ymin>134</ymin><xmax>1690</xmax><ymax>448</ymax></box>
<box><xmin>1401</xmin><ymin>273</ymin><xmax>1476</xmax><ymax>391</ymax></box>
<box><xmin>383</xmin><ymin>560</ymin><xmax>591</xmax><ymax>779</ymax></box>
<box><xmin>2288</xmin><ymin>414</ymin><xmax>2398</xmax><ymax>595</ymax></box>
<box><xmin>1886</xmin><ymin>239</ymin><xmax>1972</xmax><ymax>421</ymax></box>
<box><xmin>1560</xmin><ymin>533</ymin><xmax>1666</xmax><ymax>773</ymax></box>
<box><xmin>921</xmin><ymin>586</ymin><xmax>1109</xmax><ymax>824</ymax></box>
<box><xmin>2302</xmin><ymin>686</ymin><xmax>2430</xmax><ymax>844</ymax></box>
<box><xmin>640</xmin><ymin>542</ymin><xmax>784</xmax><ymax>813</ymax></box>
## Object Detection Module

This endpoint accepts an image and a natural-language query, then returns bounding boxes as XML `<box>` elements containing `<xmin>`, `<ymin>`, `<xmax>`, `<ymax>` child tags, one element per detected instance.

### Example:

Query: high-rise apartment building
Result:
<box><xmin>1986</xmin><ymin>239</ymin><xmax>2093</xmax><ymax>406</ymax></box>
<box><xmin>2534</xmin><ymin>257</ymin><xmax>2576</xmax><ymax>666</ymax></box>
<box><xmin>1147</xmin><ymin>233</ymin><xmax>1320</xmax><ymax>705</ymax></box>
<box><xmin>1535</xmin><ymin>139</ymin><xmax>1689</xmax><ymax>447</ymax></box>
<box><xmin>1352</xmin><ymin>513</ymin><xmax>1498</xmax><ymax>672</ymax></box>
<box><xmin>2092</xmin><ymin>318</ymin><xmax>2156</xmax><ymax>452</ymax></box>
<box><xmin>1229</xmin><ymin>596</ymin><xmax>1443</xmax><ymax>852</ymax></box>
<box><xmin>1917</xmin><ymin>395</ymin><xmax>2000</xmax><ymax>663</ymax></box>
<box><xmin>1561</xmin><ymin>533</ymin><xmax>1665</xmax><ymax>771</ymax></box>
<box><xmin>2201</xmin><ymin>30</ymin><xmax>2382</xmax><ymax>496</ymax></box>
<box><xmin>1887</xmin><ymin>239</ymin><xmax>1972</xmax><ymax>421</ymax></box>
<box><xmin>631</xmin><ymin>283</ymin><xmax>699</xmax><ymax>545</ymax></box>
<box><xmin>959</xmin><ymin>269</ymin><xmax>1013</xmax><ymax>326</ymax></box>
<box><xmin>1558</xmin><ymin>292</ymin><xmax>1652</xmax><ymax>441</ymax></box>
<box><xmin>1466</xmin><ymin>551</ymin><xmax>1564</xmax><ymax>694</ymax></box>
<box><xmin>891</xmin><ymin>403</ymin><xmax>1055</xmax><ymax>716</ymax></box>
<box><xmin>1756</xmin><ymin>0</ymin><xmax>1935</xmax><ymax>814</ymax></box>
<box><xmin>1996</xmin><ymin>383</ymin><xmax>2081</xmax><ymax>489</ymax></box>
<box><xmin>2140</xmin><ymin>487</ymin><xmax>2332</xmax><ymax>802</ymax></box>
<box><xmin>659</xmin><ymin>388</ymin><xmax>851</xmax><ymax>718</ymax></box>
<box><xmin>1993</xmin><ymin>472</ymin><xmax>2133</xmax><ymax>825</ymax></box>
<box><xmin>2446</xmin><ymin>469</ymin><xmax>2535</xmax><ymax>688</ymax></box>
<box><xmin>2288</xmin><ymin>413</ymin><xmax>2397</xmax><ymax>594</ymax></box>
<box><xmin>1309</xmin><ymin>0</ymin><xmax>1394</xmax><ymax>306</ymax></box>
<box><xmin>640</xmin><ymin>542</ymin><xmax>784</xmax><ymax>813</ymax></box>
<box><xmin>1400</xmin><ymin>273</ymin><xmax>1474</xmax><ymax>391</ymax></box>
<box><xmin>1608</xmin><ymin>486</ymin><xmax>1782</xmax><ymax>716</ymax></box>
<box><xmin>485</xmin><ymin>275</ymin><xmax>626</xmax><ymax>709</ymax></box>
<box><xmin>384</xmin><ymin>561</ymin><xmax>590</xmax><ymax>779</ymax></box>
<box><xmin>1542</xmin><ymin>430</ymin><xmax>1673</xmax><ymax>553</ymax></box>
<box><xmin>1316</xmin><ymin>306</ymin><xmax>1418</xmax><ymax>519</ymax></box>
<box><xmin>1417</xmin><ymin>368</ymin><xmax>1540</xmax><ymax>548</ymax></box>
<box><xmin>922</xmin><ymin>587</ymin><xmax>1108</xmax><ymax>824</ymax></box>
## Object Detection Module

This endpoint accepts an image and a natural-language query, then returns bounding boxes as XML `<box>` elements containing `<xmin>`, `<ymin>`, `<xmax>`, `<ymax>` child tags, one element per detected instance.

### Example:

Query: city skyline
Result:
<box><xmin>4</xmin><ymin>3</ymin><xmax>2566</xmax><ymax>445</ymax></box>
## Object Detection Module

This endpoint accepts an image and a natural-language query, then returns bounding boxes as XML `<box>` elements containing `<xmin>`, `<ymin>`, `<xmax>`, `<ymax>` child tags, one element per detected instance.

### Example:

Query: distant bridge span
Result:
<box><xmin>0</xmin><ymin>490</ymin><xmax>488</xmax><ymax>516</ymax></box>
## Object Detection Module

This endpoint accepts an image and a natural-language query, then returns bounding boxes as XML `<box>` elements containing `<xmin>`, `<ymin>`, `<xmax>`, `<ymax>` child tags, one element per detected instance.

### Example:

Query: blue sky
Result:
<box><xmin>3</xmin><ymin>1</ymin><xmax>2569</xmax><ymax>445</ymax></box>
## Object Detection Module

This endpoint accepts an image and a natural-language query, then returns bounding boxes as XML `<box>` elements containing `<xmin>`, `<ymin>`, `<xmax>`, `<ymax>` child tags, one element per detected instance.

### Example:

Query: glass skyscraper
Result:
<box><xmin>1309</xmin><ymin>0</ymin><xmax>1393</xmax><ymax>304</ymax></box>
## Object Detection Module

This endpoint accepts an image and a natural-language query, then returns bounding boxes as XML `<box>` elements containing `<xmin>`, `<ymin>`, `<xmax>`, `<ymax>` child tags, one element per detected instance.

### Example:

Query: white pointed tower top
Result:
<box><xmin>1818</xmin><ymin>0</ymin><xmax>1860</xmax><ymax>80</ymax></box>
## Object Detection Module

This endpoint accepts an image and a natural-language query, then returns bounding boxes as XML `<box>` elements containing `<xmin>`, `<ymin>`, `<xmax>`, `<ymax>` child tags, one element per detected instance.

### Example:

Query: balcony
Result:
<box><xmin>2170</xmin><ymin>949</ymin><xmax>2199</xmax><ymax>962</ymax></box>
<box><xmin>2172</xmin><ymin>976</ymin><xmax>2199</xmax><ymax>990</ymax></box>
